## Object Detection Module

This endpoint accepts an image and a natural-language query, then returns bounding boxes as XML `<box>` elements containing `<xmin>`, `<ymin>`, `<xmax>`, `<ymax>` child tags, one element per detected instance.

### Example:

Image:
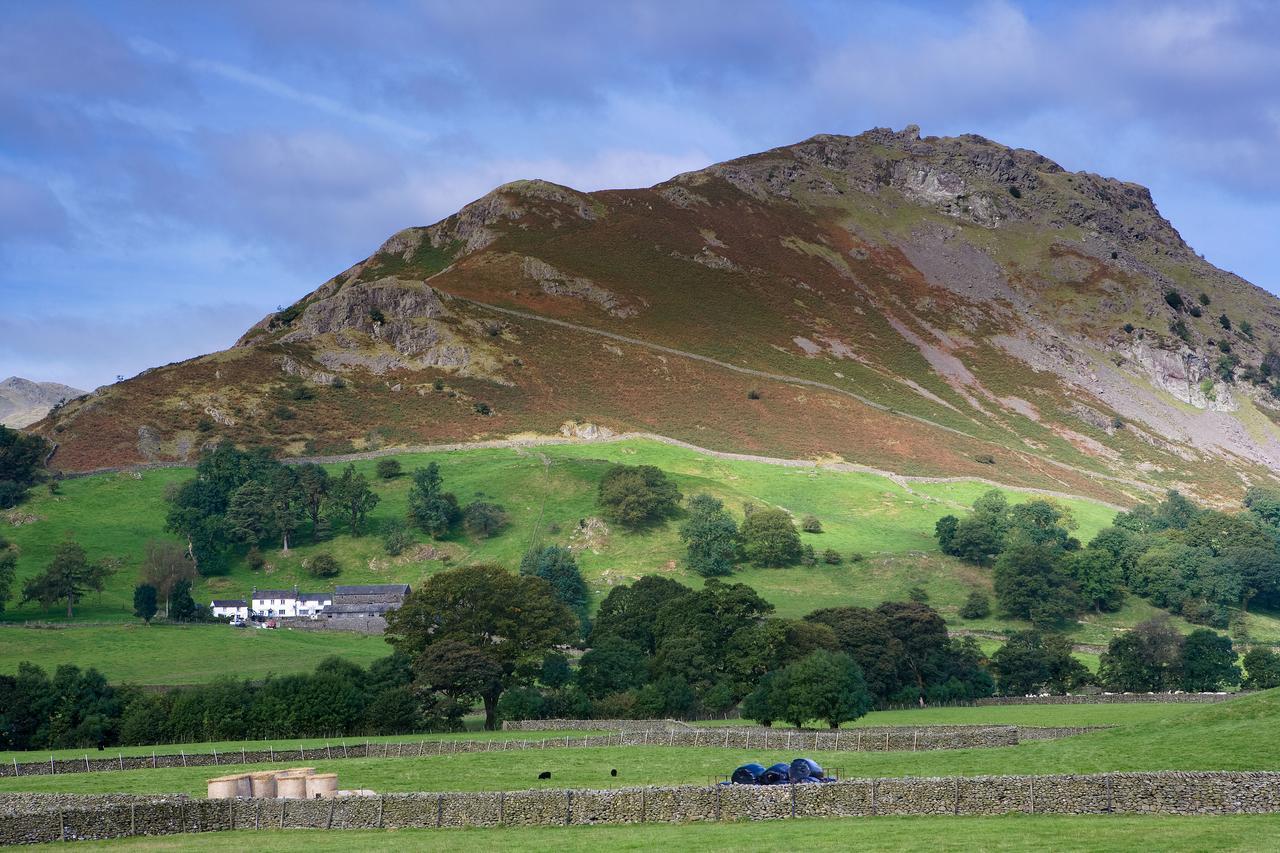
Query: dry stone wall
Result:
<box><xmin>0</xmin><ymin>725</ymin><xmax>1035</xmax><ymax>781</ymax></box>
<box><xmin>975</xmin><ymin>692</ymin><xmax>1247</xmax><ymax>706</ymax></box>
<box><xmin>6</xmin><ymin>772</ymin><xmax>1280</xmax><ymax>843</ymax></box>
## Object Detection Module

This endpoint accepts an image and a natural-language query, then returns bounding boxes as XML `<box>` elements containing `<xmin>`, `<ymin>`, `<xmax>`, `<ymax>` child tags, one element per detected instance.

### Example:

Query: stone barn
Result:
<box><xmin>319</xmin><ymin>583</ymin><xmax>411</xmax><ymax>633</ymax></box>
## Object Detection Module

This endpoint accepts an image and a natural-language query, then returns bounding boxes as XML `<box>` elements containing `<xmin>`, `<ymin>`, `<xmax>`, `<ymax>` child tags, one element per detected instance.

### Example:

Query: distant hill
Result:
<box><xmin>32</xmin><ymin>126</ymin><xmax>1280</xmax><ymax>504</ymax></box>
<box><xmin>0</xmin><ymin>376</ymin><xmax>83</xmax><ymax>428</ymax></box>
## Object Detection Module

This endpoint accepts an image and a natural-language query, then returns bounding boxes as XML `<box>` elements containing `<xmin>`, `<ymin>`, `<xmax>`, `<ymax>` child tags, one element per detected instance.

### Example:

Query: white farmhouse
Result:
<box><xmin>211</xmin><ymin>599</ymin><xmax>249</xmax><ymax>620</ymax></box>
<box><xmin>251</xmin><ymin>588</ymin><xmax>299</xmax><ymax>618</ymax></box>
<box><xmin>297</xmin><ymin>592</ymin><xmax>333</xmax><ymax>618</ymax></box>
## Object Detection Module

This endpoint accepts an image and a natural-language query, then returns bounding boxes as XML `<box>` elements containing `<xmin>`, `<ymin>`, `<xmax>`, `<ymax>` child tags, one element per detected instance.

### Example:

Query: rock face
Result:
<box><xmin>0</xmin><ymin>377</ymin><xmax>84</xmax><ymax>428</ymax></box>
<box><xmin>30</xmin><ymin>127</ymin><xmax>1280</xmax><ymax>501</ymax></box>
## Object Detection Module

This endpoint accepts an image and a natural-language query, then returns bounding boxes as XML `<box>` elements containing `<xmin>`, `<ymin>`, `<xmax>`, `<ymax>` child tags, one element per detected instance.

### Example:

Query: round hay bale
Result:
<box><xmin>306</xmin><ymin>773</ymin><xmax>339</xmax><ymax>799</ymax></box>
<box><xmin>274</xmin><ymin>767</ymin><xmax>315</xmax><ymax>778</ymax></box>
<box><xmin>207</xmin><ymin>774</ymin><xmax>251</xmax><ymax>799</ymax></box>
<box><xmin>276</xmin><ymin>774</ymin><xmax>310</xmax><ymax>800</ymax></box>
<box><xmin>249</xmin><ymin>771</ymin><xmax>278</xmax><ymax>798</ymax></box>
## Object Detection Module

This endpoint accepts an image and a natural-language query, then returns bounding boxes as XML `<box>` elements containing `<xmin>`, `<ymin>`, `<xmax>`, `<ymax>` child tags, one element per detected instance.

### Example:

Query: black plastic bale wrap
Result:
<box><xmin>760</xmin><ymin>763</ymin><xmax>791</xmax><ymax>785</ymax></box>
<box><xmin>731</xmin><ymin>763</ymin><xmax>767</xmax><ymax>785</ymax></box>
<box><xmin>789</xmin><ymin>758</ymin><xmax>824</xmax><ymax>782</ymax></box>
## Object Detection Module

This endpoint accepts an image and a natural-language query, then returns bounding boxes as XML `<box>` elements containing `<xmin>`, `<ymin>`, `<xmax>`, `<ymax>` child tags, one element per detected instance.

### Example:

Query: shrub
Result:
<box><xmin>289</xmin><ymin>385</ymin><xmax>314</xmax><ymax>401</ymax></box>
<box><xmin>272</xmin><ymin>405</ymin><xmax>295</xmax><ymax>420</ymax></box>
<box><xmin>1240</xmin><ymin>320</ymin><xmax>1254</xmax><ymax>339</ymax></box>
<box><xmin>473</xmin><ymin>402</ymin><xmax>492</xmax><ymax>416</ymax></box>
<box><xmin>822</xmin><ymin>548</ymin><xmax>843</xmax><ymax>565</ymax></box>
<box><xmin>1122</xmin><ymin>323</ymin><xmax>1134</xmax><ymax>333</ymax></box>
<box><xmin>463</xmin><ymin>502</ymin><xmax>509</xmax><ymax>538</ymax></box>
<box><xmin>1219</xmin><ymin>314</ymin><xmax>1232</xmax><ymax>330</ymax></box>
<box><xmin>433</xmin><ymin>378</ymin><xmax>445</xmax><ymax>391</ymax></box>
<box><xmin>848</xmin><ymin>551</ymin><xmax>864</xmax><ymax>563</ymax></box>
<box><xmin>383</xmin><ymin>523</ymin><xmax>413</xmax><ymax>557</ymax></box>
<box><xmin>799</xmin><ymin>544</ymin><xmax>817</xmax><ymax>566</ymax></box>
<box><xmin>959</xmin><ymin>590</ymin><xmax>991</xmax><ymax>619</ymax></box>
<box><xmin>747</xmin><ymin>389</ymin><xmax>761</xmax><ymax>400</ymax></box>
<box><xmin>369</xmin><ymin>308</ymin><xmax>386</xmax><ymax>324</ymax></box>
<box><xmin>1164</xmin><ymin>291</ymin><xmax>1184</xmax><ymax>311</ymax></box>
<box><xmin>307</xmin><ymin>553</ymin><xmax>341</xmax><ymax>578</ymax></box>
<box><xmin>1007</xmin><ymin>185</ymin><xmax>1022</xmax><ymax>198</ymax></box>
<box><xmin>1170</xmin><ymin>319</ymin><xmax>1190</xmax><ymax>342</ymax></box>
<box><xmin>908</xmin><ymin>586</ymin><xmax>929</xmax><ymax>603</ymax></box>
<box><xmin>1110</xmin><ymin>416</ymin><xmax>1124</xmax><ymax>430</ymax></box>
<box><xmin>974</xmin><ymin>453</ymin><xmax>995</xmax><ymax>465</ymax></box>
<box><xmin>1188</xmin><ymin>305</ymin><xmax>1202</xmax><ymax>318</ymax></box>
<box><xmin>375</xmin><ymin>458</ymin><xmax>402</xmax><ymax>479</ymax></box>
<box><xmin>801</xmin><ymin>515</ymin><xmax>823</xmax><ymax>533</ymax></box>
<box><xmin>1198</xmin><ymin>292</ymin><xmax>1211</xmax><ymax>306</ymax></box>
<box><xmin>246</xmin><ymin>546</ymin><xmax>265</xmax><ymax>571</ymax></box>
<box><xmin>597</xmin><ymin>464</ymin><xmax>682</xmax><ymax>528</ymax></box>
<box><xmin>741</xmin><ymin>508</ymin><xmax>804</xmax><ymax>567</ymax></box>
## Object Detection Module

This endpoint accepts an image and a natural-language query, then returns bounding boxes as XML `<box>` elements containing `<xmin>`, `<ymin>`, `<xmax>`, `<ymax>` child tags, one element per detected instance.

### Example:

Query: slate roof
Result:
<box><xmin>298</xmin><ymin>592</ymin><xmax>332</xmax><ymax>602</ymax></box>
<box><xmin>252</xmin><ymin>589</ymin><xmax>296</xmax><ymax>599</ymax></box>
<box><xmin>334</xmin><ymin>584</ymin><xmax>410</xmax><ymax>596</ymax></box>
<box><xmin>211</xmin><ymin>599</ymin><xmax>247</xmax><ymax>607</ymax></box>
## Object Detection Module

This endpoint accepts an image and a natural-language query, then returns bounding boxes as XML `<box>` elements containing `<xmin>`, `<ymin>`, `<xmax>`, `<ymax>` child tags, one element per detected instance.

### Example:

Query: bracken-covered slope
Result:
<box><xmin>33</xmin><ymin>126</ymin><xmax>1280</xmax><ymax>504</ymax></box>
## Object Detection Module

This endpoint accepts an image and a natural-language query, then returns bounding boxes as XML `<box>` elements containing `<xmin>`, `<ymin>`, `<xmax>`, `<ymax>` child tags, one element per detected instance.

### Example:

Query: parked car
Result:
<box><xmin>265</xmin><ymin>619</ymin><xmax>277</xmax><ymax>629</ymax></box>
<box><xmin>230</xmin><ymin>617</ymin><xmax>246</xmax><ymax>628</ymax></box>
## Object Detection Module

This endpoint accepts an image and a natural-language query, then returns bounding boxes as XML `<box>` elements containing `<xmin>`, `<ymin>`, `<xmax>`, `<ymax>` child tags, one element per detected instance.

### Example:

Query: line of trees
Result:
<box><xmin>0</xmin><ymin>655</ymin><xmax>422</xmax><ymax>751</ymax></box>
<box><xmin>936</xmin><ymin>488</ymin><xmax>1280</xmax><ymax>630</ymax></box>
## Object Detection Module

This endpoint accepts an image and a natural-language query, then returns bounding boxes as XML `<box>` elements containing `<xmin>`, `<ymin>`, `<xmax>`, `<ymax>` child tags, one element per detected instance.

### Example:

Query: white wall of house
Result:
<box><xmin>211</xmin><ymin>602</ymin><xmax>249</xmax><ymax>619</ymax></box>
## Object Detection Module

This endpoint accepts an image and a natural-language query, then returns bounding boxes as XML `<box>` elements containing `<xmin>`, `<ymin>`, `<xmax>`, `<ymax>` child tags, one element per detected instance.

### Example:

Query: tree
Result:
<box><xmin>307</xmin><ymin>553</ymin><xmax>341</xmax><ymax>578</ymax></box>
<box><xmin>993</xmin><ymin>543</ymin><xmax>1079</xmax><ymax>625</ymax></box>
<box><xmin>591</xmin><ymin>575</ymin><xmax>690</xmax><ymax>653</ymax></box>
<box><xmin>375</xmin><ymin>458</ymin><xmax>402</xmax><ymax>479</ymax></box>
<box><xmin>740</xmin><ymin>671</ymin><xmax>780</xmax><ymax>727</ymax></box>
<box><xmin>679</xmin><ymin>493</ymin><xmax>739</xmax><ymax>577</ymax></box>
<box><xmin>0</xmin><ymin>536</ymin><xmax>16</xmax><ymax>614</ymax></box>
<box><xmin>406</xmin><ymin>463</ymin><xmax>459</xmax><ymax>538</ymax></box>
<box><xmin>225</xmin><ymin>480</ymin><xmax>277</xmax><ymax>545</ymax></box>
<box><xmin>0</xmin><ymin>426</ymin><xmax>48</xmax><ymax>508</ymax></box>
<box><xmin>463</xmin><ymin>502</ymin><xmax>508</xmax><ymax>538</ymax></box>
<box><xmin>1064</xmin><ymin>547</ymin><xmax>1126</xmax><ymax>612</ymax></box>
<box><xmin>597</xmin><ymin>464</ymin><xmax>682</xmax><ymax>528</ymax></box>
<box><xmin>1180</xmin><ymin>629</ymin><xmax>1240</xmax><ymax>691</ymax></box>
<box><xmin>576</xmin><ymin>636</ymin><xmax>648</xmax><ymax>699</ymax></box>
<box><xmin>741</xmin><ymin>508</ymin><xmax>802</xmax><ymax>567</ymax></box>
<box><xmin>519</xmin><ymin>546</ymin><xmax>588</xmax><ymax>627</ymax></box>
<box><xmin>266</xmin><ymin>467</ymin><xmax>305</xmax><ymax>552</ymax></box>
<box><xmin>990</xmin><ymin>630</ymin><xmax>1091</xmax><ymax>696</ymax></box>
<box><xmin>132</xmin><ymin>585</ymin><xmax>158</xmax><ymax>624</ymax></box>
<box><xmin>169</xmin><ymin>579</ymin><xmax>198</xmax><ymax>622</ymax></box>
<box><xmin>959</xmin><ymin>590</ymin><xmax>991</xmax><ymax>619</ymax></box>
<box><xmin>768</xmin><ymin>650</ymin><xmax>872</xmax><ymax>728</ymax></box>
<box><xmin>1099</xmin><ymin>617</ymin><xmax>1184</xmax><ymax>692</ymax></box>
<box><xmin>801</xmin><ymin>515</ymin><xmax>823</xmax><ymax>533</ymax></box>
<box><xmin>1005</xmin><ymin>500</ymin><xmax>1075</xmax><ymax>550</ymax></box>
<box><xmin>1242</xmin><ymin>647</ymin><xmax>1280</xmax><ymax>690</ymax></box>
<box><xmin>384</xmin><ymin>564</ymin><xmax>576</xmax><ymax>730</ymax></box>
<box><xmin>328</xmin><ymin>464</ymin><xmax>379</xmax><ymax>535</ymax></box>
<box><xmin>806</xmin><ymin>606</ymin><xmax>904</xmax><ymax>702</ymax></box>
<box><xmin>20</xmin><ymin>541</ymin><xmax>114</xmax><ymax>618</ymax></box>
<box><xmin>295</xmin><ymin>464</ymin><xmax>330</xmax><ymax>534</ymax></box>
<box><xmin>140</xmin><ymin>540</ymin><xmax>196</xmax><ymax>619</ymax></box>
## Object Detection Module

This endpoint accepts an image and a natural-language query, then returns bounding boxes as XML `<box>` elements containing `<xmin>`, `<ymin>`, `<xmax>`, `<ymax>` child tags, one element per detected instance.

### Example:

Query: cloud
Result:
<box><xmin>0</xmin><ymin>303</ymin><xmax>265</xmax><ymax>391</ymax></box>
<box><xmin>0</xmin><ymin>171</ymin><xmax>71</xmax><ymax>247</ymax></box>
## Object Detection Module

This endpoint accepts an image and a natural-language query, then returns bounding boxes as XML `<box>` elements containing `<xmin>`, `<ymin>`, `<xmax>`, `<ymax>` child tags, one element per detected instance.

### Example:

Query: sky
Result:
<box><xmin>1</xmin><ymin>0</ymin><xmax>1278</xmax><ymax>391</ymax></box>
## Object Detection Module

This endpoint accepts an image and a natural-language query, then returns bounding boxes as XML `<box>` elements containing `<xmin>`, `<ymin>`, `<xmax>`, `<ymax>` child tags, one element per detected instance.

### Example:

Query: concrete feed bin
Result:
<box><xmin>207</xmin><ymin>774</ymin><xmax>252</xmax><ymax>799</ymax></box>
<box><xmin>306</xmin><ymin>773</ymin><xmax>339</xmax><ymax>799</ymax></box>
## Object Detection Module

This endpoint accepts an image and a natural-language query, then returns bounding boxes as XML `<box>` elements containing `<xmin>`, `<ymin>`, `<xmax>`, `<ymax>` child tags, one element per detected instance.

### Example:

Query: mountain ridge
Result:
<box><xmin>0</xmin><ymin>376</ymin><xmax>84</xmax><ymax>428</ymax></box>
<box><xmin>31</xmin><ymin>126</ymin><xmax>1280</xmax><ymax>505</ymax></box>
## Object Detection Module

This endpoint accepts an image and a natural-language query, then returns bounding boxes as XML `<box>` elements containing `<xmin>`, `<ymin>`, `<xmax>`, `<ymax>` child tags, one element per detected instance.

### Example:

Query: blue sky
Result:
<box><xmin>2</xmin><ymin>0</ymin><xmax>1278</xmax><ymax>390</ymax></box>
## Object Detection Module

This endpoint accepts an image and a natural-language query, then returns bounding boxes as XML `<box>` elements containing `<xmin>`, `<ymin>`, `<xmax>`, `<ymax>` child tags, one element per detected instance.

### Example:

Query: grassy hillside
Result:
<box><xmin>5</xmin><ymin>437</ymin><xmax>1280</xmax><ymax>684</ymax></box>
<box><xmin>0</xmin><ymin>624</ymin><xmax>389</xmax><ymax>686</ymax></box>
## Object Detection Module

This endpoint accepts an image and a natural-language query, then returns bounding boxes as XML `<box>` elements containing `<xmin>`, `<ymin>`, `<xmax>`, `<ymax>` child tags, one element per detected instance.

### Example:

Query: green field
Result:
<box><xmin>2</xmin><ymin>692</ymin><xmax>1276</xmax><ymax>798</ymax></box>
<box><xmin>0</xmin><ymin>623</ymin><xmax>390</xmax><ymax>685</ymax></box>
<box><xmin>28</xmin><ymin>815</ymin><xmax>1280</xmax><ymax>852</ymax></box>
<box><xmin>5</xmin><ymin>438</ymin><xmax>1279</xmax><ymax>683</ymax></box>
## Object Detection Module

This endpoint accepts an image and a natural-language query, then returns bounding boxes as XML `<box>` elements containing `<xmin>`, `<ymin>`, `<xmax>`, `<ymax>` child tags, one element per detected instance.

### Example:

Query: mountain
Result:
<box><xmin>0</xmin><ymin>377</ymin><xmax>84</xmax><ymax>428</ymax></box>
<box><xmin>31</xmin><ymin>126</ymin><xmax>1280</xmax><ymax>504</ymax></box>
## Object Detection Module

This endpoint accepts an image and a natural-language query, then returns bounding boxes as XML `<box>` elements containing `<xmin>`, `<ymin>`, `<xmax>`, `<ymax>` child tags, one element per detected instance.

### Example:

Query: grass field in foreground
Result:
<box><xmin>27</xmin><ymin>815</ymin><xmax>1280</xmax><ymax>852</ymax></box>
<box><xmin>0</xmin><ymin>624</ymin><xmax>391</xmax><ymax>685</ymax></box>
<box><xmin>2</xmin><ymin>692</ymin><xmax>1274</xmax><ymax>798</ymax></box>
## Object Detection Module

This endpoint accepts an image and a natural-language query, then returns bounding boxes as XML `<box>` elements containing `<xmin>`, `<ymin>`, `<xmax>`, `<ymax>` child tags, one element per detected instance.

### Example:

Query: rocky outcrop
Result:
<box><xmin>522</xmin><ymin>257</ymin><xmax>639</xmax><ymax>318</ymax></box>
